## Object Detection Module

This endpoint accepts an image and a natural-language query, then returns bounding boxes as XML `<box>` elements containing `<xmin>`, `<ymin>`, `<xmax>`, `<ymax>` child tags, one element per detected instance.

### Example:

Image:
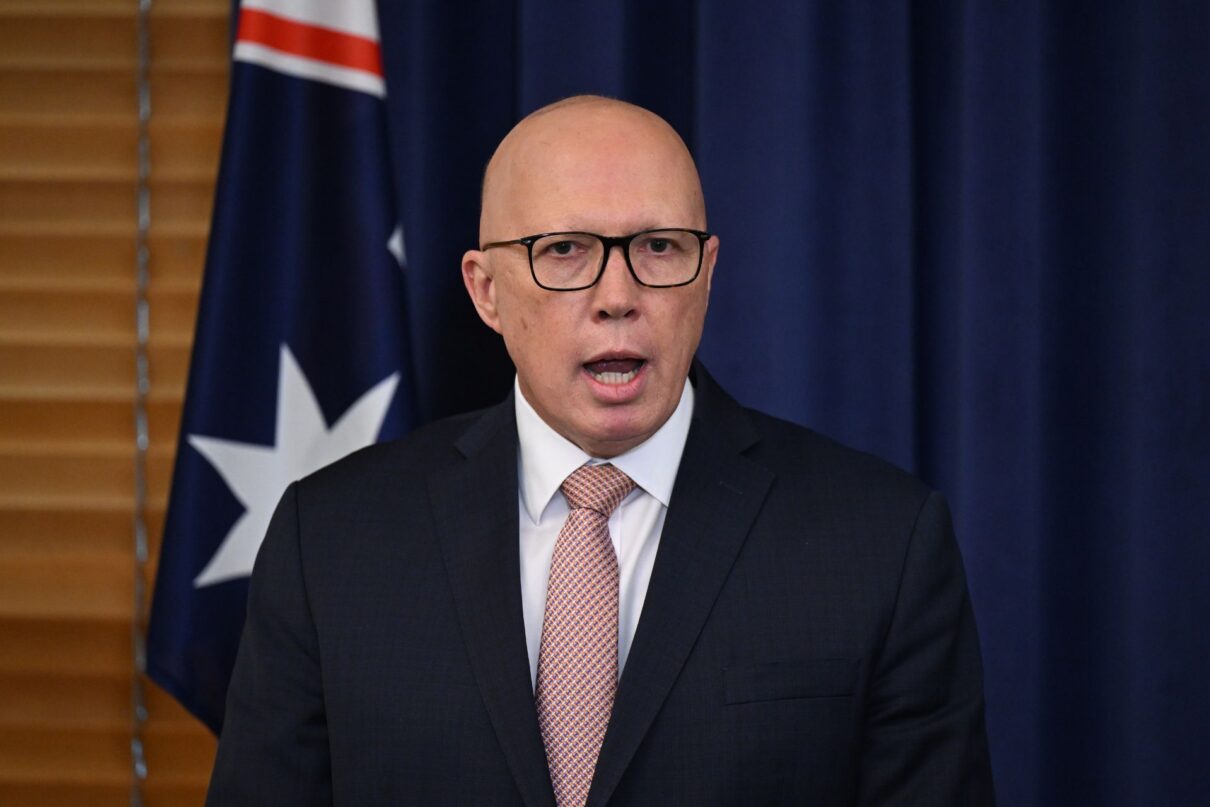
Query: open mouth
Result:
<box><xmin>584</xmin><ymin>357</ymin><xmax>645</xmax><ymax>385</ymax></box>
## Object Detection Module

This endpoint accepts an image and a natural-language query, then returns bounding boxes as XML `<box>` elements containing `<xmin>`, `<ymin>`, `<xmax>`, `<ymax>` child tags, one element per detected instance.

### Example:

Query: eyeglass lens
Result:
<box><xmin>531</xmin><ymin>230</ymin><xmax>700</xmax><ymax>289</ymax></box>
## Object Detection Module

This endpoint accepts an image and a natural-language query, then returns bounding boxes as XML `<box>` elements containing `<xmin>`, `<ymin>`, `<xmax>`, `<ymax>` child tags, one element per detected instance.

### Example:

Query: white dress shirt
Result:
<box><xmin>514</xmin><ymin>376</ymin><xmax>695</xmax><ymax>689</ymax></box>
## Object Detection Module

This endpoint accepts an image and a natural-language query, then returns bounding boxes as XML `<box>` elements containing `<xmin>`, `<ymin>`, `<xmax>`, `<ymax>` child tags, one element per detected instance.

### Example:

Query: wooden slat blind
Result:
<box><xmin>0</xmin><ymin>1</ymin><xmax>229</xmax><ymax>803</ymax></box>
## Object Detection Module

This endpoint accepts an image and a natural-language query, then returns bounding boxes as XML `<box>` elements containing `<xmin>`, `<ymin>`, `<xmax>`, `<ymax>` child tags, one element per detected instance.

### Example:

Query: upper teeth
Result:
<box><xmin>592</xmin><ymin>368</ymin><xmax>639</xmax><ymax>385</ymax></box>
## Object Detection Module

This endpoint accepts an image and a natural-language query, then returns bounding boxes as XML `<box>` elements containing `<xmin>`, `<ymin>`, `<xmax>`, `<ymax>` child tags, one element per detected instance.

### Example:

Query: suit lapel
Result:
<box><xmin>588</xmin><ymin>368</ymin><xmax>774</xmax><ymax>806</ymax></box>
<box><xmin>428</xmin><ymin>400</ymin><xmax>556</xmax><ymax>807</ymax></box>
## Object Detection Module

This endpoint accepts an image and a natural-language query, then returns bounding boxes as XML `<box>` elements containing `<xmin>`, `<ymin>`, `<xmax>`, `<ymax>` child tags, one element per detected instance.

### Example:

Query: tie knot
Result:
<box><xmin>561</xmin><ymin>463</ymin><xmax>636</xmax><ymax>517</ymax></box>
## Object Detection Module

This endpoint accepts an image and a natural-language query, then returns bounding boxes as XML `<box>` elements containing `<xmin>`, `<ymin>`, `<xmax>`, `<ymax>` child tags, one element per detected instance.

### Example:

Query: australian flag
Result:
<box><xmin>147</xmin><ymin>0</ymin><xmax>416</xmax><ymax>734</ymax></box>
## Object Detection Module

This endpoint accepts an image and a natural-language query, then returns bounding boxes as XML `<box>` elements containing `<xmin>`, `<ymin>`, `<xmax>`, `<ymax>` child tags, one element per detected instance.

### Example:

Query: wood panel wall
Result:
<box><xmin>0</xmin><ymin>1</ymin><xmax>228</xmax><ymax>803</ymax></box>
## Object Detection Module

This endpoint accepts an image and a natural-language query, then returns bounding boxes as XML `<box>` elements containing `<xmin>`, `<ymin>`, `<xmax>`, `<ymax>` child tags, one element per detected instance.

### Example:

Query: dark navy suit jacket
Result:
<box><xmin>207</xmin><ymin>364</ymin><xmax>995</xmax><ymax>805</ymax></box>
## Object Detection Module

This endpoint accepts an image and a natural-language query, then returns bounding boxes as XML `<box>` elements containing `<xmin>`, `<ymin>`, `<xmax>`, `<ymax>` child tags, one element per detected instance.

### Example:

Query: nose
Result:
<box><xmin>592</xmin><ymin>244</ymin><xmax>640</xmax><ymax>321</ymax></box>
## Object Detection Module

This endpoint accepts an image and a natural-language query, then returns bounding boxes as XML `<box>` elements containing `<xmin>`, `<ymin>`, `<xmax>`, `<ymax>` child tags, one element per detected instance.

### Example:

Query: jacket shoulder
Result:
<box><xmin>296</xmin><ymin>403</ymin><xmax>499</xmax><ymax>498</ymax></box>
<box><xmin>690</xmin><ymin>362</ymin><xmax>933</xmax><ymax>510</ymax></box>
<box><xmin>741</xmin><ymin>407</ymin><xmax>934</xmax><ymax>511</ymax></box>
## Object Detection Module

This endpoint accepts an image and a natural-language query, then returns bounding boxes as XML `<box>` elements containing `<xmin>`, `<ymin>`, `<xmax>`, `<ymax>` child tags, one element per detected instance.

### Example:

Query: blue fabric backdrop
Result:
<box><xmin>375</xmin><ymin>2</ymin><xmax>1209</xmax><ymax>804</ymax></box>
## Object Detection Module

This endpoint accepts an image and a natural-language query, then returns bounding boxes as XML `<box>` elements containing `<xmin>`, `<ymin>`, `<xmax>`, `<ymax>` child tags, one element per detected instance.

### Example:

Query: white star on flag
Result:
<box><xmin>189</xmin><ymin>344</ymin><xmax>399</xmax><ymax>588</ymax></box>
<box><xmin>387</xmin><ymin>223</ymin><xmax>406</xmax><ymax>267</ymax></box>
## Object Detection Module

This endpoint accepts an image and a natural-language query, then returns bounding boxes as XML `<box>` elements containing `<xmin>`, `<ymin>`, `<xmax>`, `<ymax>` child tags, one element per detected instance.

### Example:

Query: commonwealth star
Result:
<box><xmin>189</xmin><ymin>344</ymin><xmax>399</xmax><ymax>588</ymax></box>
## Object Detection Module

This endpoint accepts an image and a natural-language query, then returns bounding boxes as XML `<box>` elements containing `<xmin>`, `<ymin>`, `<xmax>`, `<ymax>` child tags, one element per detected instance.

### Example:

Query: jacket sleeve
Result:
<box><xmin>205</xmin><ymin>482</ymin><xmax>333</xmax><ymax>806</ymax></box>
<box><xmin>856</xmin><ymin>491</ymin><xmax>996</xmax><ymax>806</ymax></box>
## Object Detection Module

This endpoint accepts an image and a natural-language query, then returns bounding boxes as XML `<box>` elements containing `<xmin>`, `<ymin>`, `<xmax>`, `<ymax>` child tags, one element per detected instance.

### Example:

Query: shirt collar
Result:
<box><xmin>514</xmin><ymin>375</ymin><xmax>696</xmax><ymax>524</ymax></box>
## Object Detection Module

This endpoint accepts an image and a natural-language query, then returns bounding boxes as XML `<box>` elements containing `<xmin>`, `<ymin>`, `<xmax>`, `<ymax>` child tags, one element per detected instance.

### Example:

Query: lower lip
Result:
<box><xmin>582</xmin><ymin>361</ymin><xmax>648</xmax><ymax>403</ymax></box>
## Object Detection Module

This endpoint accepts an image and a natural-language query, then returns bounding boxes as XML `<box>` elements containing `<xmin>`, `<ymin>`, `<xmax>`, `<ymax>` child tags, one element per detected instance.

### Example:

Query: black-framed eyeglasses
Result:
<box><xmin>480</xmin><ymin>228</ymin><xmax>712</xmax><ymax>291</ymax></box>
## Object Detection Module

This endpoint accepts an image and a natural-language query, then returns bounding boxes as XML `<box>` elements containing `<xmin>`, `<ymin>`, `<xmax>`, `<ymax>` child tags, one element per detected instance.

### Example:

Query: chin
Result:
<box><xmin>580</xmin><ymin>418</ymin><xmax>657</xmax><ymax>458</ymax></box>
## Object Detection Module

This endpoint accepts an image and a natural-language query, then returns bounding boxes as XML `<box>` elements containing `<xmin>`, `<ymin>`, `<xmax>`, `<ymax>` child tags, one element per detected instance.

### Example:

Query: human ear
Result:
<box><xmin>461</xmin><ymin>250</ymin><xmax>503</xmax><ymax>334</ymax></box>
<box><xmin>702</xmin><ymin>234</ymin><xmax>719</xmax><ymax>293</ymax></box>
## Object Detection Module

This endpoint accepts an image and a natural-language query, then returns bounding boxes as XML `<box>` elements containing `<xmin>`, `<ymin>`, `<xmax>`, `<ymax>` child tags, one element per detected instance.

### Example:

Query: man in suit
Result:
<box><xmin>208</xmin><ymin>96</ymin><xmax>995</xmax><ymax>805</ymax></box>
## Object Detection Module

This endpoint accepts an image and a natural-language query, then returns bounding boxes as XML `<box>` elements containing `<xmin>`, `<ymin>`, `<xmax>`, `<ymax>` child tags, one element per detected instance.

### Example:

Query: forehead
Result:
<box><xmin>484</xmin><ymin>105</ymin><xmax>704</xmax><ymax>234</ymax></box>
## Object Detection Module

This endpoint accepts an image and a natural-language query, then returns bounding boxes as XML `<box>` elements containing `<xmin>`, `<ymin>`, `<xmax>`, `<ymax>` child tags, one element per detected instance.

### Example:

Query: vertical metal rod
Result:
<box><xmin>131</xmin><ymin>0</ymin><xmax>153</xmax><ymax>803</ymax></box>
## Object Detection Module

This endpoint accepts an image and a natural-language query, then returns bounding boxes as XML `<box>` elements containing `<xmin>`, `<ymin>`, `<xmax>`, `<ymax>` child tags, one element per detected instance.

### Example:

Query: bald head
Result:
<box><xmin>479</xmin><ymin>96</ymin><xmax>706</xmax><ymax>243</ymax></box>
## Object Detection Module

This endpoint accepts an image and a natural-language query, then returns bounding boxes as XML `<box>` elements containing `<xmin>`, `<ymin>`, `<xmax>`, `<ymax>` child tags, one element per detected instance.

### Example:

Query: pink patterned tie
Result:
<box><xmin>536</xmin><ymin>463</ymin><xmax>636</xmax><ymax>807</ymax></box>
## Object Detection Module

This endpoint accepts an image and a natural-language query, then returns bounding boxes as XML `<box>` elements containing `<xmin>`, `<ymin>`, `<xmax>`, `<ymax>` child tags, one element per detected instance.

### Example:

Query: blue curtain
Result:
<box><xmin>376</xmin><ymin>2</ymin><xmax>1210</xmax><ymax>803</ymax></box>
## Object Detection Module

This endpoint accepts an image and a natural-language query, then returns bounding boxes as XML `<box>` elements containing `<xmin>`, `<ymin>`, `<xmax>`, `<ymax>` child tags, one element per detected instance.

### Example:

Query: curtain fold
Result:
<box><xmin>376</xmin><ymin>2</ymin><xmax>1210</xmax><ymax>803</ymax></box>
